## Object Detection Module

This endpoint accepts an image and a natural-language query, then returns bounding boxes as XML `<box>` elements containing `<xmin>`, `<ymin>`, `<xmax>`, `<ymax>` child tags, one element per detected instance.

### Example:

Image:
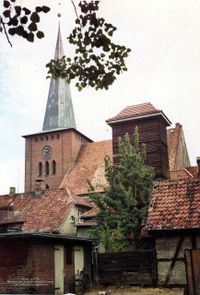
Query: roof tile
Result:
<box><xmin>0</xmin><ymin>188</ymin><xmax>92</xmax><ymax>233</ymax></box>
<box><xmin>106</xmin><ymin>102</ymin><xmax>161</xmax><ymax>123</ymax></box>
<box><xmin>60</xmin><ymin>140</ymin><xmax>112</xmax><ymax>195</ymax></box>
<box><xmin>146</xmin><ymin>178</ymin><xmax>200</xmax><ymax>230</ymax></box>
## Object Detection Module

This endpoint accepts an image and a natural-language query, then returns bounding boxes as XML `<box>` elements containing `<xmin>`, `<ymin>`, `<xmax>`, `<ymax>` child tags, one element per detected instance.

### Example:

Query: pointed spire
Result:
<box><xmin>42</xmin><ymin>22</ymin><xmax>76</xmax><ymax>131</ymax></box>
<box><xmin>54</xmin><ymin>22</ymin><xmax>64</xmax><ymax>59</ymax></box>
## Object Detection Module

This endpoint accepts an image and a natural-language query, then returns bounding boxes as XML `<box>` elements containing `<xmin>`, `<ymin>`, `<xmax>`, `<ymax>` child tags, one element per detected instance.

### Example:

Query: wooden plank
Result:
<box><xmin>185</xmin><ymin>250</ymin><xmax>195</xmax><ymax>295</ymax></box>
<box><xmin>192</xmin><ymin>250</ymin><xmax>200</xmax><ymax>295</ymax></box>
<box><xmin>97</xmin><ymin>250</ymin><xmax>156</xmax><ymax>286</ymax></box>
<box><xmin>164</xmin><ymin>236</ymin><xmax>184</xmax><ymax>286</ymax></box>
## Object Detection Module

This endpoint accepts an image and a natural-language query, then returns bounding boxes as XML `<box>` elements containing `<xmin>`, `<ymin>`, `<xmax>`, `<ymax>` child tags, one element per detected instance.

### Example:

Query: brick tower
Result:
<box><xmin>23</xmin><ymin>25</ymin><xmax>91</xmax><ymax>192</ymax></box>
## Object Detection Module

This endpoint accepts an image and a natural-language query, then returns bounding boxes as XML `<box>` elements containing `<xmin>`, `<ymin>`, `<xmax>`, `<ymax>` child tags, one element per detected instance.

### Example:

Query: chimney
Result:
<box><xmin>106</xmin><ymin>102</ymin><xmax>171</xmax><ymax>179</ymax></box>
<box><xmin>9</xmin><ymin>187</ymin><xmax>16</xmax><ymax>194</ymax></box>
<box><xmin>34</xmin><ymin>179</ymin><xmax>45</xmax><ymax>195</ymax></box>
<box><xmin>197</xmin><ymin>157</ymin><xmax>200</xmax><ymax>177</ymax></box>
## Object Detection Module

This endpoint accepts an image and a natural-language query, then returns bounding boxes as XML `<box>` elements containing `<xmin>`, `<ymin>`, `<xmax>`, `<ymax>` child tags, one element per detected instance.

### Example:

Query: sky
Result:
<box><xmin>0</xmin><ymin>0</ymin><xmax>200</xmax><ymax>195</ymax></box>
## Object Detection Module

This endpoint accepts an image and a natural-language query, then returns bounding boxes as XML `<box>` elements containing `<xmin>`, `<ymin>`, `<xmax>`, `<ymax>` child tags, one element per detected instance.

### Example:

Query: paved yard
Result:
<box><xmin>85</xmin><ymin>286</ymin><xmax>184</xmax><ymax>295</ymax></box>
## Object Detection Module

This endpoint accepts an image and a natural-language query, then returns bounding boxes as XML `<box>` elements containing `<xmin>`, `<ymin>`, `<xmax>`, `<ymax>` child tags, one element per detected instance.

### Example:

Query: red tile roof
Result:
<box><xmin>170</xmin><ymin>169</ymin><xmax>195</xmax><ymax>180</ymax></box>
<box><xmin>60</xmin><ymin>140</ymin><xmax>112</xmax><ymax>195</ymax></box>
<box><xmin>106</xmin><ymin>102</ymin><xmax>170</xmax><ymax>124</ymax></box>
<box><xmin>0</xmin><ymin>188</ymin><xmax>92</xmax><ymax>233</ymax></box>
<box><xmin>187</xmin><ymin>166</ymin><xmax>198</xmax><ymax>178</ymax></box>
<box><xmin>146</xmin><ymin>178</ymin><xmax>200</xmax><ymax>231</ymax></box>
<box><xmin>81</xmin><ymin>206</ymin><xmax>99</xmax><ymax>219</ymax></box>
<box><xmin>76</xmin><ymin>221</ymin><xmax>96</xmax><ymax>227</ymax></box>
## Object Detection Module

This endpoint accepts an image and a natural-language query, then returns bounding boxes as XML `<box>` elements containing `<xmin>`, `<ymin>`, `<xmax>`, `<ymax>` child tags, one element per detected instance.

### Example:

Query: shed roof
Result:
<box><xmin>0</xmin><ymin>232</ymin><xmax>95</xmax><ymax>244</ymax></box>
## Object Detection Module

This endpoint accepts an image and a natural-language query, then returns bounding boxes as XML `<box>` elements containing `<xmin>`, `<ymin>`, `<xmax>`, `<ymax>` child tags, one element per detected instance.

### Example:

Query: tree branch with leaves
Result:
<box><xmin>0</xmin><ymin>0</ymin><xmax>131</xmax><ymax>91</ymax></box>
<box><xmin>46</xmin><ymin>1</ymin><xmax>131</xmax><ymax>91</ymax></box>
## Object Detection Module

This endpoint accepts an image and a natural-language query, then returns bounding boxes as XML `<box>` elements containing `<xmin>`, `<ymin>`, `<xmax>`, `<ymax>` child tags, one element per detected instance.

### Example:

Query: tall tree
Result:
<box><xmin>90</xmin><ymin>129</ymin><xmax>154</xmax><ymax>252</ymax></box>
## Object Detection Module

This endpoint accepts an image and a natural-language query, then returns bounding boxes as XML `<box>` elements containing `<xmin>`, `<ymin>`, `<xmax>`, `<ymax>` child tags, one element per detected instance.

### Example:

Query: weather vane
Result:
<box><xmin>57</xmin><ymin>1</ymin><xmax>61</xmax><ymax>18</ymax></box>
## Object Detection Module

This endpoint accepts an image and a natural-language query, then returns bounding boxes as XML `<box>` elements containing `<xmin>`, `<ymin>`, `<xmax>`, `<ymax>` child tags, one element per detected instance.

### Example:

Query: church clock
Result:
<box><xmin>42</xmin><ymin>145</ymin><xmax>52</xmax><ymax>160</ymax></box>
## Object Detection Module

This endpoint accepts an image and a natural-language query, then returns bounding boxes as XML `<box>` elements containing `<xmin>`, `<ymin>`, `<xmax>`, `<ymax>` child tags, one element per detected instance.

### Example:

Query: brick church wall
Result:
<box><xmin>24</xmin><ymin>129</ymin><xmax>90</xmax><ymax>192</ymax></box>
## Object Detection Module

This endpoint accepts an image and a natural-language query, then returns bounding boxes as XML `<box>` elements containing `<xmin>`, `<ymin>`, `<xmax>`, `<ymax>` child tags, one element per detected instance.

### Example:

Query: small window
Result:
<box><xmin>52</xmin><ymin>160</ymin><xmax>56</xmax><ymax>175</ymax></box>
<box><xmin>45</xmin><ymin>161</ymin><xmax>49</xmax><ymax>176</ymax></box>
<box><xmin>57</xmin><ymin>134</ymin><xmax>60</xmax><ymax>139</ymax></box>
<box><xmin>41</xmin><ymin>137</ymin><xmax>43</xmax><ymax>141</ymax></box>
<box><xmin>70</xmin><ymin>216</ymin><xmax>75</xmax><ymax>224</ymax></box>
<box><xmin>46</xmin><ymin>136</ymin><xmax>48</xmax><ymax>140</ymax></box>
<box><xmin>38</xmin><ymin>162</ymin><xmax>42</xmax><ymax>176</ymax></box>
<box><xmin>51</xmin><ymin>135</ymin><xmax>54</xmax><ymax>140</ymax></box>
<box><xmin>45</xmin><ymin>184</ymin><xmax>49</xmax><ymax>189</ymax></box>
<box><xmin>35</xmin><ymin>138</ymin><xmax>38</xmax><ymax>142</ymax></box>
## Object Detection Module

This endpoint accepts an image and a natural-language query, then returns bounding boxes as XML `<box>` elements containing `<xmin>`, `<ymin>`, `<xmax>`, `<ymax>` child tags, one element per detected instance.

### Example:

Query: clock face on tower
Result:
<box><xmin>42</xmin><ymin>145</ymin><xmax>52</xmax><ymax>160</ymax></box>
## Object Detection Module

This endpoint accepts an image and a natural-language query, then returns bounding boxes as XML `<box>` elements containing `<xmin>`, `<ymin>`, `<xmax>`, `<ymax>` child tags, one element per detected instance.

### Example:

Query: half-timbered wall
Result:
<box><xmin>155</xmin><ymin>233</ymin><xmax>200</xmax><ymax>286</ymax></box>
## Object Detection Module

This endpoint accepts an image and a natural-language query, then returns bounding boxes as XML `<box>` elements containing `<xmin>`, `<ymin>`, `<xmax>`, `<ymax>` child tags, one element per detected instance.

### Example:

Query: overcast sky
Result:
<box><xmin>0</xmin><ymin>0</ymin><xmax>200</xmax><ymax>195</ymax></box>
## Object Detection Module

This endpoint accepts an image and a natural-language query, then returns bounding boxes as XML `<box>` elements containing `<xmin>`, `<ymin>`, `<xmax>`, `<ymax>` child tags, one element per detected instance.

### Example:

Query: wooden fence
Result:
<box><xmin>185</xmin><ymin>249</ymin><xmax>200</xmax><ymax>295</ymax></box>
<box><xmin>96</xmin><ymin>250</ymin><xmax>157</xmax><ymax>286</ymax></box>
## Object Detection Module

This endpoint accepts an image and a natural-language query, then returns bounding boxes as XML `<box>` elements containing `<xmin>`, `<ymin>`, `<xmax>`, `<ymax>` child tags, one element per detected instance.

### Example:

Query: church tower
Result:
<box><xmin>23</xmin><ymin>24</ymin><xmax>92</xmax><ymax>192</ymax></box>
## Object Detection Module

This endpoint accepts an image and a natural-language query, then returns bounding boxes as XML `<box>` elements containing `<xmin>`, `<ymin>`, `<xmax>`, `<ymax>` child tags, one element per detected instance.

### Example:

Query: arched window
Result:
<box><xmin>52</xmin><ymin>160</ymin><xmax>56</xmax><ymax>175</ymax></box>
<box><xmin>38</xmin><ymin>162</ymin><xmax>42</xmax><ymax>176</ymax></box>
<box><xmin>45</xmin><ymin>161</ymin><xmax>49</xmax><ymax>176</ymax></box>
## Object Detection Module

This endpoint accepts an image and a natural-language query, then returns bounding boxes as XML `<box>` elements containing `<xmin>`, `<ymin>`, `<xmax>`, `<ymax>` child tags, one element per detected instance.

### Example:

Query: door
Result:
<box><xmin>54</xmin><ymin>245</ymin><xmax>64</xmax><ymax>295</ymax></box>
<box><xmin>74</xmin><ymin>245</ymin><xmax>84</xmax><ymax>275</ymax></box>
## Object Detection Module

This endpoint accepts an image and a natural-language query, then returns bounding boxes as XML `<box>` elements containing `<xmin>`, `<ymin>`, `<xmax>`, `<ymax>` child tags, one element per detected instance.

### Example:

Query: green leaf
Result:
<box><xmin>23</xmin><ymin>7</ymin><xmax>31</xmax><ymax>15</ymax></box>
<box><xmin>20</xmin><ymin>16</ymin><xmax>28</xmax><ymax>24</ymax></box>
<box><xmin>41</xmin><ymin>6</ymin><xmax>50</xmax><ymax>13</ymax></box>
<box><xmin>9</xmin><ymin>17</ymin><xmax>18</xmax><ymax>26</ymax></box>
<box><xmin>3</xmin><ymin>1</ymin><xmax>10</xmax><ymax>8</ymax></box>
<box><xmin>30</xmin><ymin>12</ymin><xmax>40</xmax><ymax>23</ymax></box>
<box><xmin>8</xmin><ymin>28</ymin><xmax>16</xmax><ymax>36</ymax></box>
<box><xmin>28</xmin><ymin>22</ymin><xmax>37</xmax><ymax>32</ymax></box>
<box><xmin>15</xmin><ymin>26</ymin><xmax>24</xmax><ymax>36</ymax></box>
<box><xmin>26</xmin><ymin>32</ymin><xmax>34</xmax><ymax>42</ymax></box>
<box><xmin>3</xmin><ymin>9</ymin><xmax>10</xmax><ymax>18</ymax></box>
<box><xmin>36</xmin><ymin>31</ymin><xmax>44</xmax><ymax>39</ymax></box>
<box><xmin>15</xmin><ymin>6</ymin><xmax>21</xmax><ymax>16</ymax></box>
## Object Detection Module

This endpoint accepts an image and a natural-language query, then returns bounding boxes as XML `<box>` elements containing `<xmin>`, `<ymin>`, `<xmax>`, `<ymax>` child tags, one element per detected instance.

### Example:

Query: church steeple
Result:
<box><xmin>42</xmin><ymin>23</ymin><xmax>76</xmax><ymax>131</ymax></box>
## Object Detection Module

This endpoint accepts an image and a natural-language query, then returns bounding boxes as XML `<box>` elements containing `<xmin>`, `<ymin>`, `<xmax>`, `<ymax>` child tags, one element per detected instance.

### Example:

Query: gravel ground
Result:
<box><xmin>84</xmin><ymin>286</ymin><xmax>184</xmax><ymax>295</ymax></box>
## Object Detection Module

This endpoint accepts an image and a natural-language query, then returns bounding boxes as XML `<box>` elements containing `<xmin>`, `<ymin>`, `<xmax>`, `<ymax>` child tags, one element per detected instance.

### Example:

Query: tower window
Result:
<box><xmin>52</xmin><ymin>160</ymin><xmax>56</xmax><ymax>175</ymax></box>
<box><xmin>38</xmin><ymin>162</ymin><xmax>42</xmax><ymax>176</ymax></box>
<box><xmin>45</xmin><ymin>161</ymin><xmax>49</xmax><ymax>176</ymax></box>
